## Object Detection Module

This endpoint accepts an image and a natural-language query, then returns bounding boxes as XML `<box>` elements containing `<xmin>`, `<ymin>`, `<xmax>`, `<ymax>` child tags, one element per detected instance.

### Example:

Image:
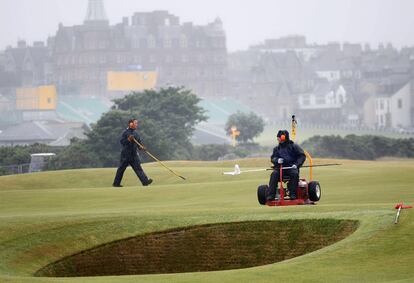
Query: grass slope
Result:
<box><xmin>0</xmin><ymin>158</ymin><xmax>413</xmax><ymax>282</ymax></box>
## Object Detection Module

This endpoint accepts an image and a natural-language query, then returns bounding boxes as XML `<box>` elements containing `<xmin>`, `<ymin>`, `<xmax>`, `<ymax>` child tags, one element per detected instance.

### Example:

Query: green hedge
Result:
<box><xmin>301</xmin><ymin>135</ymin><xmax>414</xmax><ymax>160</ymax></box>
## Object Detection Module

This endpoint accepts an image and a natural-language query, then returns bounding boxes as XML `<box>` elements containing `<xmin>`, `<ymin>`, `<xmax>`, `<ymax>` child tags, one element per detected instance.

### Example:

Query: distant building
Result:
<box><xmin>373</xmin><ymin>94</ymin><xmax>392</xmax><ymax>128</ymax></box>
<box><xmin>389</xmin><ymin>82</ymin><xmax>412</xmax><ymax>128</ymax></box>
<box><xmin>342</xmin><ymin>43</ymin><xmax>362</xmax><ymax>57</ymax></box>
<box><xmin>363</xmin><ymin>81</ymin><xmax>413</xmax><ymax>129</ymax></box>
<box><xmin>250</xmin><ymin>35</ymin><xmax>319</xmax><ymax>62</ymax></box>
<box><xmin>0</xmin><ymin>120</ymin><xmax>88</xmax><ymax>146</ymax></box>
<box><xmin>228</xmin><ymin>49</ymin><xmax>314</xmax><ymax>121</ymax></box>
<box><xmin>297</xmin><ymin>83</ymin><xmax>348</xmax><ymax>124</ymax></box>
<box><xmin>0</xmin><ymin>95</ymin><xmax>12</xmax><ymax>112</ymax></box>
<box><xmin>365</xmin><ymin>82</ymin><xmax>414</xmax><ymax>129</ymax></box>
<box><xmin>3</xmin><ymin>40</ymin><xmax>50</xmax><ymax>87</ymax></box>
<box><xmin>15</xmin><ymin>85</ymin><xmax>57</xmax><ymax>111</ymax></box>
<box><xmin>50</xmin><ymin>0</ymin><xmax>227</xmax><ymax>98</ymax></box>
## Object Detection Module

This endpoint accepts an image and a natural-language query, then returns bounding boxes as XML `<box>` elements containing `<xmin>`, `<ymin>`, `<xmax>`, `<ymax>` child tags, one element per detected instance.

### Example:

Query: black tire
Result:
<box><xmin>257</xmin><ymin>185</ymin><xmax>268</xmax><ymax>205</ymax></box>
<box><xmin>308</xmin><ymin>181</ymin><xmax>321</xmax><ymax>202</ymax></box>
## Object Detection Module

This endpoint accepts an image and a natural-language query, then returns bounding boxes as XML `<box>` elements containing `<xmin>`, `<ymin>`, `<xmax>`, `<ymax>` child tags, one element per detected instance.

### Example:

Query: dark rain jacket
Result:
<box><xmin>120</xmin><ymin>127</ymin><xmax>143</xmax><ymax>160</ymax></box>
<box><xmin>271</xmin><ymin>140</ymin><xmax>306</xmax><ymax>168</ymax></box>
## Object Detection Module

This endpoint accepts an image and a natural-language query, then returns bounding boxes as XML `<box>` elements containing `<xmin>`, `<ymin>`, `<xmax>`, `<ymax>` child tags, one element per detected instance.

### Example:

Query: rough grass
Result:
<box><xmin>0</xmin><ymin>158</ymin><xmax>413</xmax><ymax>282</ymax></box>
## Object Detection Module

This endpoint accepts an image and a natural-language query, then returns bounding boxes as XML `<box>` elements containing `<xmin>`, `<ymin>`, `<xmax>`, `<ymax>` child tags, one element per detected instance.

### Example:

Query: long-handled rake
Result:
<box><xmin>132</xmin><ymin>138</ymin><xmax>186</xmax><ymax>180</ymax></box>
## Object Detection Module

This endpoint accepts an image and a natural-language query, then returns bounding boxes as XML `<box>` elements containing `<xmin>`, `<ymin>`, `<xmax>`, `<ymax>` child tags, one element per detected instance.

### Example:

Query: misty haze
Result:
<box><xmin>1</xmin><ymin>2</ymin><xmax>414</xmax><ymax>282</ymax></box>
<box><xmin>0</xmin><ymin>0</ymin><xmax>413</xmax><ymax>173</ymax></box>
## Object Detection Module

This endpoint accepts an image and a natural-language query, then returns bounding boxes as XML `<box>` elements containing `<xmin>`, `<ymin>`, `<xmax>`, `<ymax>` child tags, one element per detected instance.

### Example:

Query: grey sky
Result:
<box><xmin>0</xmin><ymin>0</ymin><xmax>413</xmax><ymax>51</ymax></box>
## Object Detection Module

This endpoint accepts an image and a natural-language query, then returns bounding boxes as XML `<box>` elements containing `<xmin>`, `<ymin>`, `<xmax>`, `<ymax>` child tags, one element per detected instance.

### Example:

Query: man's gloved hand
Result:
<box><xmin>127</xmin><ymin>135</ymin><xmax>135</xmax><ymax>142</ymax></box>
<box><xmin>277</xmin><ymin>158</ymin><xmax>284</xmax><ymax>164</ymax></box>
<box><xmin>291</xmin><ymin>164</ymin><xmax>297</xmax><ymax>169</ymax></box>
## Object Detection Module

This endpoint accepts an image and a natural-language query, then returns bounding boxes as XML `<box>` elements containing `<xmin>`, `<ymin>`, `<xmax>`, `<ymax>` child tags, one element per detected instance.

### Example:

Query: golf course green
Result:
<box><xmin>0</xmin><ymin>158</ymin><xmax>413</xmax><ymax>282</ymax></box>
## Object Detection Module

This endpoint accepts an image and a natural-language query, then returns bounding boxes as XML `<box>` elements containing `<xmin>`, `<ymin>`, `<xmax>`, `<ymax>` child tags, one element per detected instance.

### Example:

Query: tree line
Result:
<box><xmin>301</xmin><ymin>135</ymin><xmax>414</xmax><ymax>160</ymax></box>
<box><xmin>1</xmin><ymin>88</ymin><xmax>413</xmax><ymax>175</ymax></box>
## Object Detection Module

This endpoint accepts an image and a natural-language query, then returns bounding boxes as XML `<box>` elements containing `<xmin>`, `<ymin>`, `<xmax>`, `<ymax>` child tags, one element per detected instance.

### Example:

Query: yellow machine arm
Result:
<box><xmin>291</xmin><ymin>115</ymin><xmax>313</xmax><ymax>181</ymax></box>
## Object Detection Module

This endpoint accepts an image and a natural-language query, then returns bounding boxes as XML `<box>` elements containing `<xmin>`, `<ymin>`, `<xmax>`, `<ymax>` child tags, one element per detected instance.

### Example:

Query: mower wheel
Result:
<box><xmin>257</xmin><ymin>185</ymin><xmax>268</xmax><ymax>205</ymax></box>
<box><xmin>308</xmin><ymin>181</ymin><xmax>321</xmax><ymax>202</ymax></box>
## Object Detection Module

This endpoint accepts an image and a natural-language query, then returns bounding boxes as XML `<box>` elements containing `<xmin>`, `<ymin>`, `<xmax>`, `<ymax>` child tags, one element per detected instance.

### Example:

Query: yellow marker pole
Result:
<box><xmin>291</xmin><ymin>115</ymin><xmax>297</xmax><ymax>142</ymax></box>
<box><xmin>230</xmin><ymin>126</ymin><xmax>240</xmax><ymax>147</ymax></box>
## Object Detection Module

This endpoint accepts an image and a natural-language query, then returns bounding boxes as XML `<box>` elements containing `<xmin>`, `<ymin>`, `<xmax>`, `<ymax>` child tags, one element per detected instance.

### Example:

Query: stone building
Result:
<box><xmin>2</xmin><ymin>40</ymin><xmax>50</xmax><ymax>88</ymax></box>
<box><xmin>50</xmin><ymin>0</ymin><xmax>227</xmax><ymax>98</ymax></box>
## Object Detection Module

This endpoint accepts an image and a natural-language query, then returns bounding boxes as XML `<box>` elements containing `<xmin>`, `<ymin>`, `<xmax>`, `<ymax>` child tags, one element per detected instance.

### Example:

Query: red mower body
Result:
<box><xmin>265</xmin><ymin>178</ymin><xmax>317</xmax><ymax>206</ymax></box>
<box><xmin>257</xmin><ymin>166</ymin><xmax>321</xmax><ymax>206</ymax></box>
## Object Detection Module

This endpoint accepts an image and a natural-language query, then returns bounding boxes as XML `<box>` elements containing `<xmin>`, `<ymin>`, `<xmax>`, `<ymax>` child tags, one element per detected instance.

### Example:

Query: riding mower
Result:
<box><xmin>256</xmin><ymin>115</ymin><xmax>326</xmax><ymax>206</ymax></box>
<box><xmin>257</xmin><ymin>154</ymin><xmax>321</xmax><ymax>206</ymax></box>
<box><xmin>223</xmin><ymin>115</ymin><xmax>337</xmax><ymax>207</ymax></box>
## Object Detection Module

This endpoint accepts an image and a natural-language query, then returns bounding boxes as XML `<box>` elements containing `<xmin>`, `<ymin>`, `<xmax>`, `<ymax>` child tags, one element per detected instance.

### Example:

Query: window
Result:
<box><xmin>180</xmin><ymin>35</ymin><xmax>188</xmax><ymax>48</ymax></box>
<box><xmin>197</xmin><ymin>54</ymin><xmax>204</xmax><ymax>63</ymax></box>
<box><xmin>316</xmin><ymin>97</ymin><xmax>325</xmax><ymax>105</ymax></box>
<box><xmin>24</xmin><ymin>59</ymin><xmax>32</xmax><ymax>71</ymax></box>
<box><xmin>398</xmin><ymin>99</ymin><xmax>403</xmax><ymax>109</ymax></box>
<box><xmin>71</xmin><ymin>36</ymin><xmax>76</xmax><ymax>50</ymax></box>
<box><xmin>47</xmin><ymin>98</ymin><xmax>52</xmax><ymax>104</ymax></box>
<box><xmin>148</xmin><ymin>36</ymin><xmax>156</xmax><ymax>48</ymax></box>
<box><xmin>380</xmin><ymin>100</ymin><xmax>384</xmax><ymax>110</ymax></box>
<box><xmin>131</xmin><ymin>36</ymin><xmax>139</xmax><ymax>49</ymax></box>
<box><xmin>302</xmin><ymin>96</ymin><xmax>310</xmax><ymax>106</ymax></box>
<box><xmin>164</xmin><ymin>38</ymin><xmax>172</xmax><ymax>48</ymax></box>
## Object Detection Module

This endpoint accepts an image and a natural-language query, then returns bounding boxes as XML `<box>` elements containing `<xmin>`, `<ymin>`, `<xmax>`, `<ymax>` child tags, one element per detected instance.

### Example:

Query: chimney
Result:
<box><xmin>33</xmin><ymin>41</ymin><xmax>45</xmax><ymax>48</ymax></box>
<box><xmin>17</xmin><ymin>40</ymin><xmax>27</xmax><ymax>48</ymax></box>
<box><xmin>122</xmin><ymin>17</ymin><xmax>129</xmax><ymax>26</ymax></box>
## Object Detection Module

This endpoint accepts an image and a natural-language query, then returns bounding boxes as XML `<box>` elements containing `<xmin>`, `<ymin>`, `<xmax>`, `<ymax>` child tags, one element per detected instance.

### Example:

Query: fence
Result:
<box><xmin>0</xmin><ymin>163</ymin><xmax>31</xmax><ymax>176</ymax></box>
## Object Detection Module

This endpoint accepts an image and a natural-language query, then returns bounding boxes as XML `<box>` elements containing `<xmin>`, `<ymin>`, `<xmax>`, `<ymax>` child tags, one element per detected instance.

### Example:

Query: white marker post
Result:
<box><xmin>394</xmin><ymin>203</ymin><xmax>412</xmax><ymax>224</ymax></box>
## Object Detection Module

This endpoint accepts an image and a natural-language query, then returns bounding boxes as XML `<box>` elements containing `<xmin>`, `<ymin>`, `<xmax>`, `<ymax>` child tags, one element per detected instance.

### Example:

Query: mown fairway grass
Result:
<box><xmin>0</xmin><ymin>158</ymin><xmax>414</xmax><ymax>282</ymax></box>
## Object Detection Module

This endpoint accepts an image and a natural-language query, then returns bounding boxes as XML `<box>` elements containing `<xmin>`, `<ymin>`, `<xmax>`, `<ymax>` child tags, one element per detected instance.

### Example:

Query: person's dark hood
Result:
<box><xmin>277</xmin><ymin>130</ymin><xmax>290</xmax><ymax>142</ymax></box>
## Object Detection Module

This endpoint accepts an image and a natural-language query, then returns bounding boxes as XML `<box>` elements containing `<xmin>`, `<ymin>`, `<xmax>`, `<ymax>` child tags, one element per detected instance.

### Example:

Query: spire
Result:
<box><xmin>84</xmin><ymin>0</ymin><xmax>108</xmax><ymax>24</ymax></box>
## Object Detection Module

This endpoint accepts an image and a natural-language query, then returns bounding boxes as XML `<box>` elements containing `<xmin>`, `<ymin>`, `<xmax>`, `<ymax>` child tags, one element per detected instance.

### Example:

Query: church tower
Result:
<box><xmin>84</xmin><ymin>0</ymin><xmax>109</xmax><ymax>25</ymax></box>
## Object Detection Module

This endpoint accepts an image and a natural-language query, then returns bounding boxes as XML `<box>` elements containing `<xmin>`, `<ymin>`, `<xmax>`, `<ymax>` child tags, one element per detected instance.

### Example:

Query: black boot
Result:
<box><xmin>143</xmin><ymin>179</ymin><xmax>153</xmax><ymax>186</ymax></box>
